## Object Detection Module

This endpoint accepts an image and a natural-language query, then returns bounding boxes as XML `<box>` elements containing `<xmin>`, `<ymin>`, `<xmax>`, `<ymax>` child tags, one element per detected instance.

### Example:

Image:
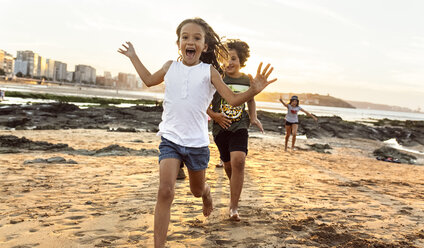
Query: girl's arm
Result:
<box><xmin>211</xmin><ymin>62</ymin><xmax>276</xmax><ymax>106</ymax></box>
<box><xmin>279</xmin><ymin>96</ymin><xmax>288</xmax><ymax>108</ymax></box>
<box><xmin>206</xmin><ymin>108</ymin><xmax>231</xmax><ymax>129</ymax></box>
<box><xmin>247</xmin><ymin>99</ymin><xmax>264</xmax><ymax>133</ymax></box>
<box><xmin>301</xmin><ymin>109</ymin><xmax>318</xmax><ymax>122</ymax></box>
<box><xmin>118</xmin><ymin>42</ymin><xmax>170</xmax><ymax>87</ymax></box>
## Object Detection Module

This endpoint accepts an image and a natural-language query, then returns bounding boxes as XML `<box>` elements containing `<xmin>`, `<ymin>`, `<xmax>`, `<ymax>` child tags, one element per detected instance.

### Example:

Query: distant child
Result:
<box><xmin>279</xmin><ymin>95</ymin><xmax>317</xmax><ymax>151</ymax></box>
<box><xmin>118</xmin><ymin>17</ymin><xmax>276</xmax><ymax>248</ymax></box>
<box><xmin>0</xmin><ymin>89</ymin><xmax>4</xmax><ymax>101</ymax></box>
<box><xmin>207</xmin><ymin>39</ymin><xmax>263</xmax><ymax>221</ymax></box>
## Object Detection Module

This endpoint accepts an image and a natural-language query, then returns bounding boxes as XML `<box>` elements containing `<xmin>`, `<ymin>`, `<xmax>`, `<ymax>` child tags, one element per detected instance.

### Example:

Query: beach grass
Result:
<box><xmin>4</xmin><ymin>91</ymin><xmax>161</xmax><ymax>106</ymax></box>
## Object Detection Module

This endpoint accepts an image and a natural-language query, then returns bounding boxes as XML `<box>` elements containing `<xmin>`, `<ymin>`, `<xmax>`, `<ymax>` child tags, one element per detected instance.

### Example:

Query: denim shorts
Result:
<box><xmin>158</xmin><ymin>137</ymin><xmax>210</xmax><ymax>171</ymax></box>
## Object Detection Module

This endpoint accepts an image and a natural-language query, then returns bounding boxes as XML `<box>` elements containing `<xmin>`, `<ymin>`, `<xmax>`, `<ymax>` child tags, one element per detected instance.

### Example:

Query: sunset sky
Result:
<box><xmin>1</xmin><ymin>0</ymin><xmax>423</xmax><ymax>110</ymax></box>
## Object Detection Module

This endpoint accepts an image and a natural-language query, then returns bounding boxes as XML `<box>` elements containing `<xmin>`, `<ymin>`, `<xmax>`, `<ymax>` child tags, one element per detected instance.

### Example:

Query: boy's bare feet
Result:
<box><xmin>202</xmin><ymin>184</ymin><xmax>213</xmax><ymax>217</ymax></box>
<box><xmin>229</xmin><ymin>208</ymin><xmax>240</xmax><ymax>221</ymax></box>
<box><xmin>216</xmin><ymin>160</ymin><xmax>223</xmax><ymax>167</ymax></box>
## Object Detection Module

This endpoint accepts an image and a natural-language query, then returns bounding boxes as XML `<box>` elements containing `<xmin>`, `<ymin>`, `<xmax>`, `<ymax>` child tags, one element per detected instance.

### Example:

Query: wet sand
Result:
<box><xmin>0</xmin><ymin>129</ymin><xmax>423</xmax><ymax>247</ymax></box>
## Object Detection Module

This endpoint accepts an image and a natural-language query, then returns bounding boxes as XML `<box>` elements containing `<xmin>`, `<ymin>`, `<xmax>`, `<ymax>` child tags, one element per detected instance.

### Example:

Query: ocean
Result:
<box><xmin>256</xmin><ymin>101</ymin><xmax>424</xmax><ymax>122</ymax></box>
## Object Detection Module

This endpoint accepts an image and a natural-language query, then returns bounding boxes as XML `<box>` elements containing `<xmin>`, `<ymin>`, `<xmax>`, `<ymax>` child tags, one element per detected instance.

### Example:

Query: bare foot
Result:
<box><xmin>216</xmin><ymin>161</ymin><xmax>223</xmax><ymax>167</ymax></box>
<box><xmin>202</xmin><ymin>184</ymin><xmax>213</xmax><ymax>217</ymax></box>
<box><xmin>229</xmin><ymin>208</ymin><xmax>240</xmax><ymax>221</ymax></box>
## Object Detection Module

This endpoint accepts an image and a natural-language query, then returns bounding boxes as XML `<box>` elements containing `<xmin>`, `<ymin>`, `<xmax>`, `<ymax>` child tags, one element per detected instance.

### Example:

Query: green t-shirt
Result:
<box><xmin>211</xmin><ymin>73</ymin><xmax>251</xmax><ymax>137</ymax></box>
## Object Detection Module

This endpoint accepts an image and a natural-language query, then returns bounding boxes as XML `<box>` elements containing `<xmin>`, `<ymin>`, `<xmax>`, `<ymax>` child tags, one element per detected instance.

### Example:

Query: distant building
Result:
<box><xmin>117</xmin><ymin>72</ymin><xmax>137</xmax><ymax>89</ymax></box>
<box><xmin>45</xmin><ymin>59</ymin><xmax>55</xmax><ymax>80</ymax></box>
<box><xmin>37</xmin><ymin>56</ymin><xmax>47</xmax><ymax>78</ymax></box>
<box><xmin>103</xmin><ymin>71</ymin><xmax>114</xmax><ymax>86</ymax></box>
<box><xmin>104</xmin><ymin>71</ymin><xmax>112</xmax><ymax>79</ymax></box>
<box><xmin>74</xmin><ymin>64</ymin><xmax>96</xmax><ymax>84</ymax></box>
<box><xmin>96</xmin><ymin>76</ymin><xmax>106</xmax><ymax>86</ymax></box>
<box><xmin>54</xmin><ymin>61</ymin><xmax>67</xmax><ymax>81</ymax></box>
<box><xmin>66</xmin><ymin>71</ymin><xmax>73</xmax><ymax>82</ymax></box>
<box><xmin>0</xmin><ymin>50</ymin><xmax>15</xmax><ymax>77</ymax></box>
<box><xmin>136</xmin><ymin>77</ymin><xmax>143</xmax><ymax>88</ymax></box>
<box><xmin>14</xmin><ymin>50</ymin><xmax>39</xmax><ymax>77</ymax></box>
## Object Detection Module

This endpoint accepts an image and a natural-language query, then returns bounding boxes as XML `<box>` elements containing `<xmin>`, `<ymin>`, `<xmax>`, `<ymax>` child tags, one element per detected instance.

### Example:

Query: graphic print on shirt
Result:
<box><xmin>291</xmin><ymin>109</ymin><xmax>298</xmax><ymax>114</ymax></box>
<box><xmin>220</xmin><ymin>84</ymin><xmax>249</xmax><ymax>122</ymax></box>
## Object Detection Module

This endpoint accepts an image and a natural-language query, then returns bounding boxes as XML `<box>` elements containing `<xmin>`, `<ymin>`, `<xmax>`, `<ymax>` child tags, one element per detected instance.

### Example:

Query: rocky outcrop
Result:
<box><xmin>257</xmin><ymin>111</ymin><xmax>424</xmax><ymax>147</ymax></box>
<box><xmin>373</xmin><ymin>146</ymin><xmax>417</xmax><ymax>164</ymax></box>
<box><xmin>0</xmin><ymin>135</ymin><xmax>158</xmax><ymax>156</ymax></box>
<box><xmin>1</xmin><ymin>103</ymin><xmax>423</xmax><ymax>147</ymax></box>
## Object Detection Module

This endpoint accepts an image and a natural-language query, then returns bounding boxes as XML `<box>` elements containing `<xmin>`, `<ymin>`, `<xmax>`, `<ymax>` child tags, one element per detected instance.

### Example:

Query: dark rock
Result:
<box><xmin>24</xmin><ymin>158</ymin><xmax>48</xmax><ymax>164</ymax></box>
<box><xmin>35</xmin><ymin>102</ymin><xmax>79</xmax><ymax>113</ymax></box>
<box><xmin>24</xmin><ymin>157</ymin><xmax>79</xmax><ymax>164</ymax></box>
<box><xmin>373</xmin><ymin>146</ymin><xmax>417</xmax><ymax>164</ymax></box>
<box><xmin>108</xmin><ymin>127</ymin><xmax>138</xmax><ymax>133</ymax></box>
<box><xmin>0</xmin><ymin>135</ymin><xmax>70</xmax><ymax>153</ymax></box>
<box><xmin>307</xmin><ymin>143</ymin><xmax>332</xmax><ymax>154</ymax></box>
<box><xmin>47</xmin><ymin>157</ymin><xmax>67</xmax><ymax>163</ymax></box>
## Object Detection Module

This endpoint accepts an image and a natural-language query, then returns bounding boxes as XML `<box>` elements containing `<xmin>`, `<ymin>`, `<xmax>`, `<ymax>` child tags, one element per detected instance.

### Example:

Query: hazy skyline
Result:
<box><xmin>1</xmin><ymin>0</ymin><xmax>423</xmax><ymax>110</ymax></box>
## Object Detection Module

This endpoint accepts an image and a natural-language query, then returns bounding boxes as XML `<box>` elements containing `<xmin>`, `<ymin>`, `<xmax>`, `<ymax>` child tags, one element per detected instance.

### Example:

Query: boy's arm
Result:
<box><xmin>118</xmin><ymin>42</ymin><xmax>170</xmax><ymax>87</ymax></box>
<box><xmin>211</xmin><ymin>62</ymin><xmax>276</xmax><ymax>106</ymax></box>
<box><xmin>247</xmin><ymin>99</ymin><xmax>264</xmax><ymax>133</ymax></box>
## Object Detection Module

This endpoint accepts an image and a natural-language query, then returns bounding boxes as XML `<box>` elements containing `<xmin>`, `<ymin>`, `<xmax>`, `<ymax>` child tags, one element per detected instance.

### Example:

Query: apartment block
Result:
<box><xmin>74</xmin><ymin>64</ymin><xmax>96</xmax><ymax>84</ymax></box>
<box><xmin>0</xmin><ymin>49</ymin><xmax>15</xmax><ymax>77</ymax></box>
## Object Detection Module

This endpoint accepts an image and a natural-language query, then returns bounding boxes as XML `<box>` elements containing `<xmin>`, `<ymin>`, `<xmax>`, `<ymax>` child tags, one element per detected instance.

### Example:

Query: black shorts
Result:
<box><xmin>214</xmin><ymin>129</ymin><xmax>248</xmax><ymax>163</ymax></box>
<box><xmin>285</xmin><ymin>120</ymin><xmax>299</xmax><ymax>126</ymax></box>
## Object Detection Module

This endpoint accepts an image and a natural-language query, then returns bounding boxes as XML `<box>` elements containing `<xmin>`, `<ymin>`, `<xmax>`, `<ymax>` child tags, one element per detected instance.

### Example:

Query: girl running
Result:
<box><xmin>279</xmin><ymin>95</ymin><xmax>317</xmax><ymax>151</ymax></box>
<box><xmin>119</xmin><ymin>18</ymin><xmax>276</xmax><ymax>248</ymax></box>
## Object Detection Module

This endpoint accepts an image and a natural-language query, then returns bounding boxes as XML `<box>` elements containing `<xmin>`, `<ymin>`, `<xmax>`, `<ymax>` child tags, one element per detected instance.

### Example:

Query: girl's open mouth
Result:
<box><xmin>186</xmin><ymin>48</ymin><xmax>196</xmax><ymax>59</ymax></box>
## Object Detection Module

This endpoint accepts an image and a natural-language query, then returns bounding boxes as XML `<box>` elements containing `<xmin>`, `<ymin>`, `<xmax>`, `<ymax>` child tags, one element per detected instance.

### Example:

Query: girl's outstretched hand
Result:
<box><xmin>118</xmin><ymin>42</ymin><xmax>136</xmax><ymax>59</ymax></box>
<box><xmin>248</xmin><ymin>63</ymin><xmax>277</xmax><ymax>94</ymax></box>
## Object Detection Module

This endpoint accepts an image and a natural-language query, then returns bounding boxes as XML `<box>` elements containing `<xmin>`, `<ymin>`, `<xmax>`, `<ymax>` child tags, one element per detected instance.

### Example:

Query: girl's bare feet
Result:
<box><xmin>229</xmin><ymin>208</ymin><xmax>240</xmax><ymax>221</ymax></box>
<box><xmin>202</xmin><ymin>184</ymin><xmax>213</xmax><ymax>217</ymax></box>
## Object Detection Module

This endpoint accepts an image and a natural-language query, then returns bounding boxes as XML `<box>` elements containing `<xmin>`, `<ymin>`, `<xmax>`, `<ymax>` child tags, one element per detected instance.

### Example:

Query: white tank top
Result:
<box><xmin>157</xmin><ymin>61</ymin><xmax>216</xmax><ymax>147</ymax></box>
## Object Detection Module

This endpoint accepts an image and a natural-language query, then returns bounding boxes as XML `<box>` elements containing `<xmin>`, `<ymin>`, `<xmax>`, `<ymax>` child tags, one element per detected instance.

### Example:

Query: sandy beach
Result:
<box><xmin>1</xmin><ymin>129</ymin><xmax>423</xmax><ymax>247</ymax></box>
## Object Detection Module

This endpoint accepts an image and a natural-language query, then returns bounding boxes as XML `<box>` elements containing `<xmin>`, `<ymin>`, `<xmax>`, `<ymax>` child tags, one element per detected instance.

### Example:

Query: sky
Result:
<box><xmin>1</xmin><ymin>0</ymin><xmax>423</xmax><ymax>110</ymax></box>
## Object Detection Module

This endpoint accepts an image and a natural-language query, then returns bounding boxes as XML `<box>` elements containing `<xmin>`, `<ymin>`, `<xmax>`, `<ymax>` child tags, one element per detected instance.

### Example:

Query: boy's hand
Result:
<box><xmin>118</xmin><ymin>41</ymin><xmax>136</xmax><ymax>59</ymax></box>
<box><xmin>251</xmin><ymin>118</ymin><xmax>264</xmax><ymax>133</ymax></box>
<box><xmin>248</xmin><ymin>63</ymin><xmax>277</xmax><ymax>94</ymax></box>
<box><xmin>213</xmin><ymin>113</ymin><xmax>231</xmax><ymax>129</ymax></box>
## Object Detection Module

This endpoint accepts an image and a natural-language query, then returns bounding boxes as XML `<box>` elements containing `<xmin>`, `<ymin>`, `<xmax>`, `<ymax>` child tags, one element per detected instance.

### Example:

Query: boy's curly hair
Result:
<box><xmin>176</xmin><ymin>17</ymin><xmax>228</xmax><ymax>75</ymax></box>
<box><xmin>225</xmin><ymin>39</ymin><xmax>250</xmax><ymax>68</ymax></box>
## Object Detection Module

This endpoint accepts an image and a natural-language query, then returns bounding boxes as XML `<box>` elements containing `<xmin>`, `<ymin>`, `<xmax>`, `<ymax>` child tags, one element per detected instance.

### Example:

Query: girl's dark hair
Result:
<box><xmin>176</xmin><ymin>17</ymin><xmax>228</xmax><ymax>74</ymax></box>
<box><xmin>289</xmin><ymin>99</ymin><xmax>299</xmax><ymax>107</ymax></box>
<box><xmin>226</xmin><ymin>39</ymin><xmax>250</xmax><ymax>67</ymax></box>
